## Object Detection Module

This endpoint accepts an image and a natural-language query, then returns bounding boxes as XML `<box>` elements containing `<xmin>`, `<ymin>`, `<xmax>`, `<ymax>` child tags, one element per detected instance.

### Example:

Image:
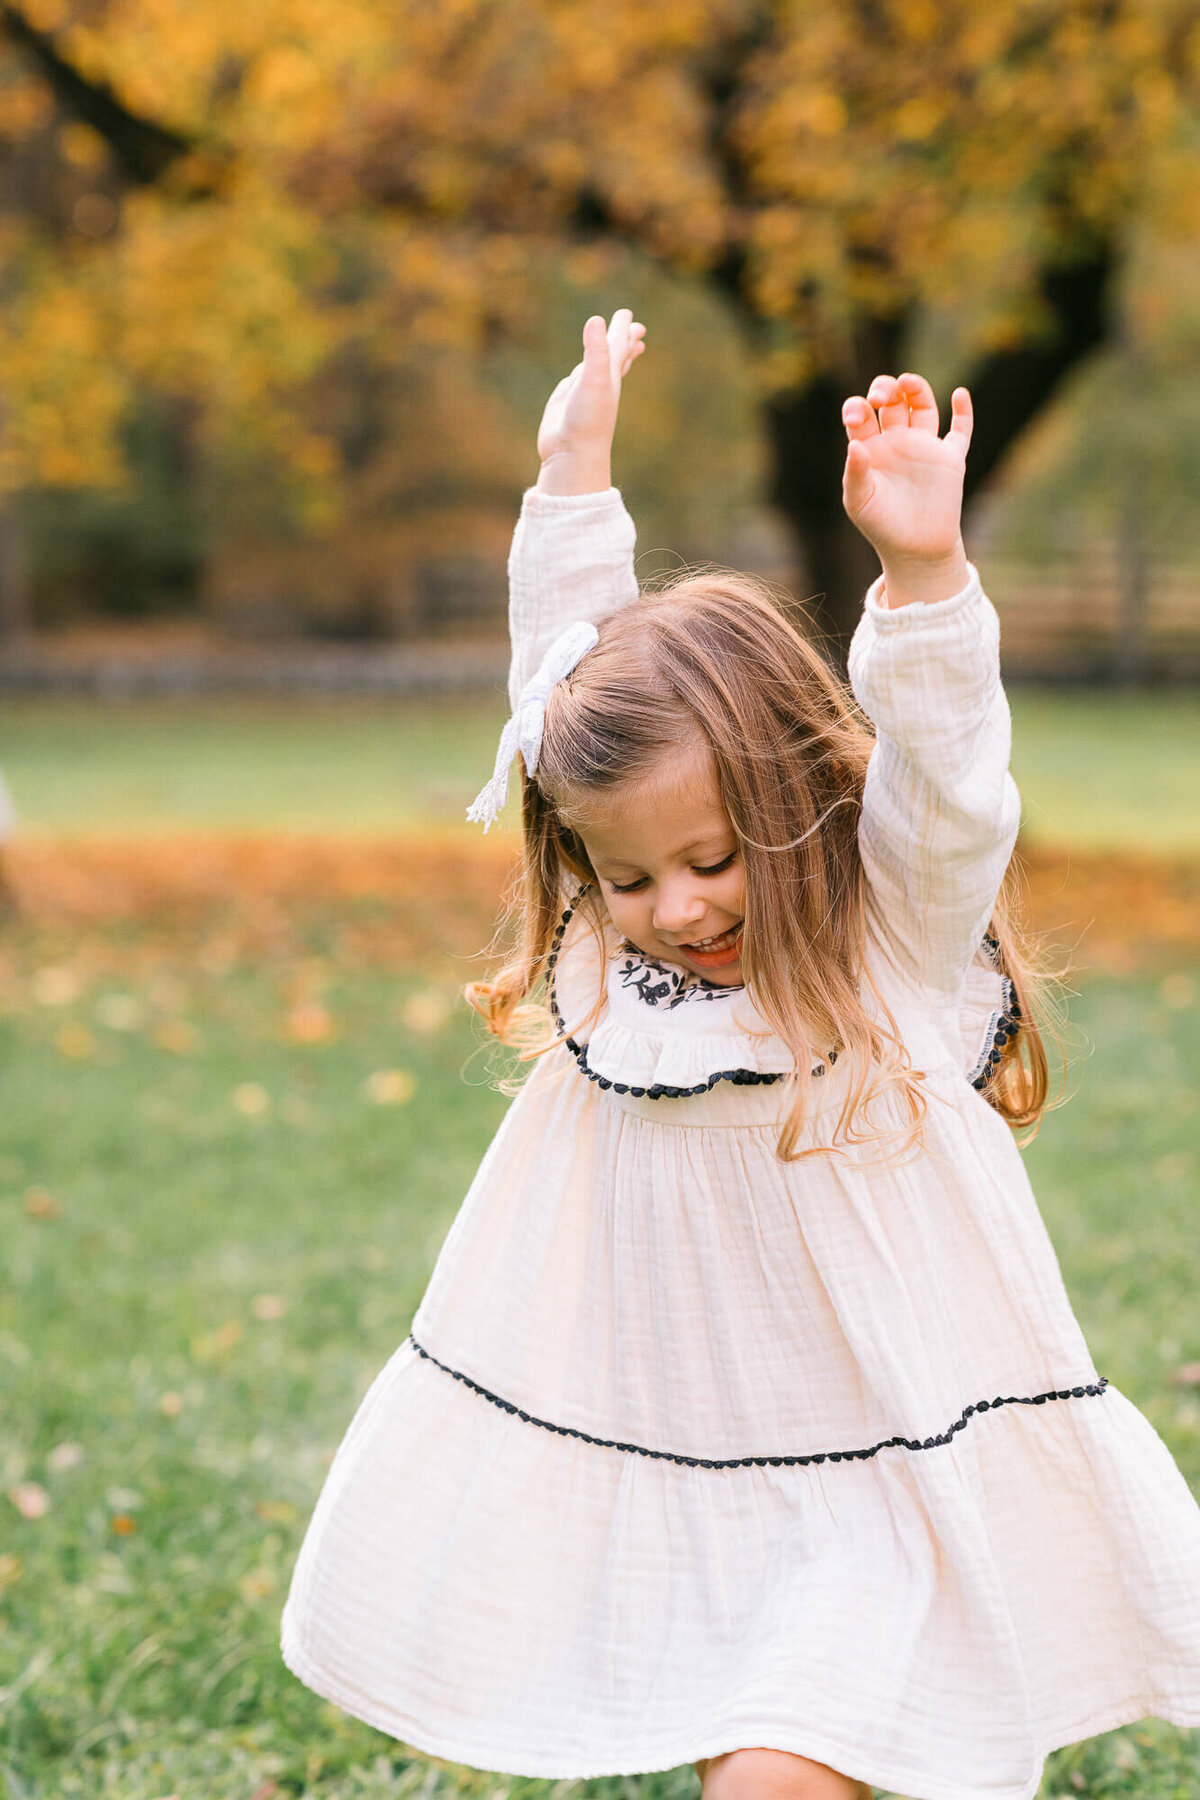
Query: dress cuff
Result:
<box><xmin>862</xmin><ymin>563</ymin><xmax>985</xmax><ymax>628</ymax></box>
<box><xmin>520</xmin><ymin>485</ymin><xmax>625</xmax><ymax>513</ymax></box>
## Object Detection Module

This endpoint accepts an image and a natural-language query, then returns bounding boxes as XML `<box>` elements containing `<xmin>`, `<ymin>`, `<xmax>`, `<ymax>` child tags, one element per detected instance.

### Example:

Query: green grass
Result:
<box><xmin>1008</xmin><ymin>692</ymin><xmax>1200</xmax><ymax>853</ymax></box>
<box><xmin>1</xmin><ymin>935</ymin><xmax>1198</xmax><ymax>1798</ymax></box>
<box><xmin>0</xmin><ymin>699</ymin><xmax>505</xmax><ymax>836</ymax></box>
<box><xmin>0</xmin><ymin>690</ymin><xmax>1198</xmax><ymax>849</ymax></box>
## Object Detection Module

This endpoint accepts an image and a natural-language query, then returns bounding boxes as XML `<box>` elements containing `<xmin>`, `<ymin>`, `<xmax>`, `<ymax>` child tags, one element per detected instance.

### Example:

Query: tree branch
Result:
<box><xmin>962</xmin><ymin>244</ymin><xmax>1115</xmax><ymax>500</ymax></box>
<box><xmin>0</xmin><ymin>3</ymin><xmax>192</xmax><ymax>184</ymax></box>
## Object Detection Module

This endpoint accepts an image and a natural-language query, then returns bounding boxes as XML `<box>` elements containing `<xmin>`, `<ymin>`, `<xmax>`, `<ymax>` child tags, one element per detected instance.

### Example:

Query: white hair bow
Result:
<box><xmin>466</xmin><ymin>620</ymin><xmax>600</xmax><ymax>831</ymax></box>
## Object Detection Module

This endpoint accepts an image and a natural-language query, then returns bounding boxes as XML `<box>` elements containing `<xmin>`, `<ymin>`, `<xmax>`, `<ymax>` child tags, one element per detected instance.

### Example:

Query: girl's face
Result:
<box><xmin>572</xmin><ymin>745</ymin><xmax>746</xmax><ymax>985</ymax></box>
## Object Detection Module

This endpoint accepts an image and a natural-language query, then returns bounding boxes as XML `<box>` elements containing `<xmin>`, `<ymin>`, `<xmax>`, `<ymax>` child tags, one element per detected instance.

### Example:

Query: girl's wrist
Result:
<box><xmin>536</xmin><ymin>449</ymin><xmax>613</xmax><ymax>497</ymax></box>
<box><xmin>877</xmin><ymin>541</ymin><xmax>970</xmax><ymax>609</ymax></box>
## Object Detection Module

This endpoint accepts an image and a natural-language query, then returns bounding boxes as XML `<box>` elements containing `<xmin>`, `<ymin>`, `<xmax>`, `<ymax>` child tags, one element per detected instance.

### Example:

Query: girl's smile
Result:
<box><xmin>572</xmin><ymin>746</ymin><xmax>746</xmax><ymax>987</ymax></box>
<box><xmin>673</xmin><ymin>921</ymin><xmax>744</xmax><ymax>970</ymax></box>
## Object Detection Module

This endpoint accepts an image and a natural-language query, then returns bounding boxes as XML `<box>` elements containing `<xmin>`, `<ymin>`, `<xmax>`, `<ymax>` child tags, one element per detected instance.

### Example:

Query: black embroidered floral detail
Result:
<box><xmin>617</xmin><ymin>952</ymin><xmax>735</xmax><ymax>1010</ymax></box>
<box><xmin>409</xmin><ymin>1336</ymin><xmax>1109</xmax><ymax>1470</ymax></box>
<box><xmin>544</xmin><ymin>891</ymin><xmax>832</xmax><ymax>1097</ymax></box>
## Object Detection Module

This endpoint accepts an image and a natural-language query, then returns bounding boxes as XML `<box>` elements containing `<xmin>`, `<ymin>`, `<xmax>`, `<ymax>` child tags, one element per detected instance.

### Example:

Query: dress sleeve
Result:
<box><xmin>506</xmin><ymin>487</ymin><xmax>639</xmax><ymax>709</ymax></box>
<box><xmin>846</xmin><ymin>565</ymin><xmax>1022</xmax><ymax>1001</ymax></box>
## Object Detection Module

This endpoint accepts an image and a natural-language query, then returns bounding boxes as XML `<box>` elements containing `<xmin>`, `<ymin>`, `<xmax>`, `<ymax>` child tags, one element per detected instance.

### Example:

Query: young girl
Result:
<box><xmin>282</xmin><ymin>312</ymin><xmax>1200</xmax><ymax>1800</ymax></box>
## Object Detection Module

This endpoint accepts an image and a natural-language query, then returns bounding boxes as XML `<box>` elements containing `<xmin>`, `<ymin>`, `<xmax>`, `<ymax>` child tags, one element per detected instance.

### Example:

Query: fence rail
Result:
<box><xmin>986</xmin><ymin>563</ymin><xmax>1200</xmax><ymax>680</ymax></box>
<box><xmin>0</xmin><ymin>564</ymin><xmax>1197</xmax><ymax>693</ymax></box>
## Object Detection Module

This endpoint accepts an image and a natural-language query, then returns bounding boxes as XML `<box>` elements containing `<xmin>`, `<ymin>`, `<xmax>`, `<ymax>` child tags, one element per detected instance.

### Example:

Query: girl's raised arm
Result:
<box><xmin>506</xmin><ymin>312</ymin><xmax>644</xmax><ymax>707</ymax></box>
<box><xmin>841</xmin><ymin>375</ymin><xmax>1021</xmax><ymax>998</ymax></box>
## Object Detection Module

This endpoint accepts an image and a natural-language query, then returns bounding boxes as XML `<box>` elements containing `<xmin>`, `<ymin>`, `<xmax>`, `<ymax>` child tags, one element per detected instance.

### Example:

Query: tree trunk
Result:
<box><xmin>0</xmin><ymin>492</ymin><xmax>31</xmax><ymax>645</ymax></box>
<box><xmin>0</xmin><ymin>403</ymin><xmax>30</xmax><ymax>646</ymax></box>
<box><xmin>763</xmin><ymin>316</ymin><xmax>908</xmax><ymax>660</ymax></box>
<box><xmin>762</xmin><ymin>249</ymin><xmax>1115</xmax><ymax>670</ymax></box>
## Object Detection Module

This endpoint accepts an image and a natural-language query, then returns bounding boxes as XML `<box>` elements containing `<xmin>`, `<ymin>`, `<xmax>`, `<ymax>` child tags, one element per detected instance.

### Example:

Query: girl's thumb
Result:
<box><xmin>843</xmin><ymin>439</ymin><xmax>873</xmax><ymax>514</ymax></box>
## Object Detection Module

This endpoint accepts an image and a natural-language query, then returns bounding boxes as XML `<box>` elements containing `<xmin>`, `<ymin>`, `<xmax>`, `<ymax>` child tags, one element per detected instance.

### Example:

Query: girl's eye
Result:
<box><xmin>607</xmin><ymin>854</ymin><xmax>735</xmax><ymax>894</ymax></box>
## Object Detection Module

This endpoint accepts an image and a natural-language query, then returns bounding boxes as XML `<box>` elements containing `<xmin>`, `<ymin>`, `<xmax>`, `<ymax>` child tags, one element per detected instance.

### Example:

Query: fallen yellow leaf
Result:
<box><xmin>284</xmin><ymin>1000</ymin><xmax>336</xmax><ymax>1044</ymax></box>
<box><xmin>9</xmin><ymin>1482</ymin><xmax>50</xmax><ymax>1520</ymax></box>
<box><xmin>232</xmin><ymin>1082</ymin><xmax>270</xmax><ymax>1118</ymax></box>
<box><xmin>96</xmin><ymin>992</ymin><xmax>144</xmax><ymax>1031</ymax></box>
<box><xmin>400</xmin><ymin>991</ymin><xmax>450</xmax><ymax>1035</ymax></box>
<box><xmin>191</xmin><ymin>1319</ymin><xmax>244</xmax><ymax>1364</ymax></box>
<box><xmin>154</xmin><ymin>1020</ymin><xmax>200</xmax><ymax>1056</ymax></box>
<box><xmin>239</xmin><ymin>1567</ymin><xmax>276</xmax><ymax>1602</ymax></box>
<box><xmin>251</xmin><ymin>1293</ymin><xmax>287</xmax><ymax>1321</ymax></box>
<box><xmin>23</xmin><ymin>1186</ymin><xmax>60</xmax><ymax>1220</ymax></box>
<box><xmin>364</xmin><ymin>1068</ymin><xmax>416</xmax><ymax>1106</ymax></box>
<box><xmin>46</xmin><ymin>1442</ymin><xmax>84</xmax><ymax>1472</ymax></box>
<box><xmin>32</xmin><ymin>966</ymin><xmax>81</xmax><ymax>1006</ymax></box>
<box><xmin>56</xmin><ymin>1021</ymin><xmax>96</xmax><ymax>1060</ymax></box>
<box><xmin>254</xmin><ymin>1499</ymin><xmax>298</xmax><ymax>1524</ymax></box>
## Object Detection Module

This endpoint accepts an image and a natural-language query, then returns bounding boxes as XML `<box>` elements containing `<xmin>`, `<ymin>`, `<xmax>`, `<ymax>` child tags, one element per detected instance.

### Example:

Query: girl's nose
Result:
<box><xmin>652</xmin><ymin>882</ymin><xmax>707</xmax><ymax>936</ymax></box>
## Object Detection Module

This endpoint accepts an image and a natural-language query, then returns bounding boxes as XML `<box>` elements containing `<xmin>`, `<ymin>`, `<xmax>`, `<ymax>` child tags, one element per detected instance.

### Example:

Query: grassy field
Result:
<box><xmin>1</xmin><ymin>930</ymin><xmax>1198</xmax><ymax>1800</ymax></box>
<box><xmin>0</xmin><ymin>690</ymin><xmax>1198</xmax><ymax>848</ymax></box>
<box><xmin>2</xmin><ymin>690</ymin><xmax>1199</xmax><ymax>1799</ymax></box>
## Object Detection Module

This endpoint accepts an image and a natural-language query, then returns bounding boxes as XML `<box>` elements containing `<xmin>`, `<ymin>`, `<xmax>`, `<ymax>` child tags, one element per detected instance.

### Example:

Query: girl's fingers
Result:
<box><xmin>867</xmin><ymin>374</ymin><xmax>909</xmax><ymax>432</ymax></box>
<box><xmin>581</xmin><ymin>314</ymin><xmax>612</xmax><ymax>383</ymax></box>
<box><xmin>604</xmin><ymin>311</ymin><xmax>646</xmax><ymax>380</ymax></box>
<box><xmin>606</xmin><ymin>307</ymin><xmax>634</xmax><ymax>359</ymax></box>
<box><xmin>949</xmin><ymin>386</ymin><xmax>974</xmax><ymax>446</ymax></box>
<box><xmin>619</xmin><ymin>325</ymin><xmax>647</xmax><ymax>378</ymax></box>
<box><xmin>895</xmin><ymin>372</ymin><xmax>939</xmax><ymax>433</ymax></box>
<box><xmin>842</xmin><ymin>438</ymin><xmax>874</xmax><ymax>513</ymax></box>
<box><xmin>841</xmin><ymin>395</ymin><xmax>879</xmax><ymax>443</ymax></box>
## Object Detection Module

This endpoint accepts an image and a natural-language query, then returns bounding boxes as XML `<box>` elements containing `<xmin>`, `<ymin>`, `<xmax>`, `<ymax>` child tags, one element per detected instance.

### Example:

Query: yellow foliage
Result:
<box><xmin>57</xmin><ymin>120</ymin><xmax>109</xmax><ymax>169</ymax></box>
<box><xmin>0</xmin><ymin>73</ymin><xmax>55</xmax><ymax>138</ymax></box>
<box><xmin>0</xmin><ymin>0</ymin><xmax>1195</xmax><ymax>483</ymax></box>
<box><xmin>21</xmin><ymin>0</ymin><xmax>69</xmax><ymax>30</ymax></box>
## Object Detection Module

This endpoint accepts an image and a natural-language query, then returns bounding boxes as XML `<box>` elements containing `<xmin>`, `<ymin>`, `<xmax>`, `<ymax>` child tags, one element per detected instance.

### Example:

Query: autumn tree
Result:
<box><xmin>310</xmin><ymin>0</ymin><xmax>1200</xmax><ymax>645</ymax></box>
<box><xmin>2</xmin><ymin>0</ymin><xmax>1200</xmax><ymax>646</ymax></box>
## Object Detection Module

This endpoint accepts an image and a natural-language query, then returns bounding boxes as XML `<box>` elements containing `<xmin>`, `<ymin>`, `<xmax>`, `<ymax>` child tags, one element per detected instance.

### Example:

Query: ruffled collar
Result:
<box><xmin>546</xmin><ymin>890</ymin><xmax>832</xmax><ymax>1100</ymax></box>
<box><xmin>545</xmin><ymin>887</ymin><xmax>1020</xmax><ymax>1104</ymax></box>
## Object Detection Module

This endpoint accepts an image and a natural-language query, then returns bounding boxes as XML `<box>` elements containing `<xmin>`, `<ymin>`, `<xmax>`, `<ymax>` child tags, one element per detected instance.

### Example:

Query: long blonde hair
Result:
<box><xmin>471</xmin><ymin>572</ymin><xmax>1051</xmax><ymax>1160</ymax></box>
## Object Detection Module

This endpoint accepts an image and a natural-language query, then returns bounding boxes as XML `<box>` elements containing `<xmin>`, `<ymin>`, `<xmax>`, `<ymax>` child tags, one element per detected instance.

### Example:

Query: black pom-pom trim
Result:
<box><xmin>409</xmin><ymin>1337</ymin><xmax>1109</xmax><ymax>1470</ymax></box>
<box><xmin>969</xmin><ymin>976</ymin><xmax>1023</xmax><ymax>1091</ymax></box>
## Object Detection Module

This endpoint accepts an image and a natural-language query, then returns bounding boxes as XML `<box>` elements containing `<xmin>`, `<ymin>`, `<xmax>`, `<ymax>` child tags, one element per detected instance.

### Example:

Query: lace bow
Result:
<box><xmin>466</xmin><ymin>620</ymin><xmax>599</xmax><ymax>831</ymax></box>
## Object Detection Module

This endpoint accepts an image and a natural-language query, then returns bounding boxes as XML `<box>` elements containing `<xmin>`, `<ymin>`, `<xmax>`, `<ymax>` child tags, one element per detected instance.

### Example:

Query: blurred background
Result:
<box><xmin>1</xmin><ymin>3</ymin><xmax>1198</xmax><ymax>1798</ymax></box>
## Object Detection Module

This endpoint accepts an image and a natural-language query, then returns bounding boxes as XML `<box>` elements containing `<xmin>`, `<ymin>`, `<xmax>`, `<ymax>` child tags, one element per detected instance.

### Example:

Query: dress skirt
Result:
<box><xmin>282</xmin><ymin>1052</ymin><xmax>1200</xmax><ymax>1800</ymax></box>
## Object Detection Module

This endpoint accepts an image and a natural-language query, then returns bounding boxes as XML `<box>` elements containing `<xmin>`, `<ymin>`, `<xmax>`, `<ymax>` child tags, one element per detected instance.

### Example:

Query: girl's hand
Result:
<box><xmin>536</xmin><ymin>309</ymin><xmax>646</xmax><ymax>496</ymax></box>
<box><xmin>842</xmin><ymin>374</ymin><xmax>973</xmax><ymax>607</ymax></box>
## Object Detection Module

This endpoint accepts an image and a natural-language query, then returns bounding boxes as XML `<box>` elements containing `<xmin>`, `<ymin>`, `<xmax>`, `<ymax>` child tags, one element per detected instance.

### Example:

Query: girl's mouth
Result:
<box><xmin>675</xmin><ymin>922</ymin><xmax>744</xmax><ymax>969</ymax></box>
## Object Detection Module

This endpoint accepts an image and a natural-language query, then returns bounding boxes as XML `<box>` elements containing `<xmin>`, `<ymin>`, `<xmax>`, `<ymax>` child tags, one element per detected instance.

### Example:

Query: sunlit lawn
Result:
<box><xmin>1</xmin><ymin>690</ymin><xmax>1198</xmax><ymax>849</ymax></box>
<box><xmin>1</xmin><ymin>684</ymin><xmax>1199</xmax><ymax>1798</ymax></box>
<box><xmin>2</xmin><ymin>925</ymin><xmax>1198</xmax><ymax>1798</ymax></box>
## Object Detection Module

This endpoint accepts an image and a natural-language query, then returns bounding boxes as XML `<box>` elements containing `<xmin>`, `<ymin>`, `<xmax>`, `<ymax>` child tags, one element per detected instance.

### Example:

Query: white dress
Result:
<box><xmin>282</xmin><ymin>490</ymin><xmax>1200</xmax><ymax>1800</ymax></box>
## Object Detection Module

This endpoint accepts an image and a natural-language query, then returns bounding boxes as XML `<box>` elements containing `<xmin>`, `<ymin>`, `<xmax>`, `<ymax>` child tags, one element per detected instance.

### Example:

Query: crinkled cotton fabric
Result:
<box><xmin>282</xmin><ymin>489</ymin><xmax>1200</xmax><ymax>1800</ymax></box>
